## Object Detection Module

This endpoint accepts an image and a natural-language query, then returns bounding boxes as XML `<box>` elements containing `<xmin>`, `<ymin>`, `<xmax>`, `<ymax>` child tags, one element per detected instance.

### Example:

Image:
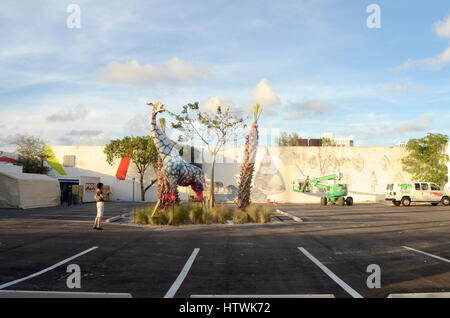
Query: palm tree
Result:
<box><xmin>156</xmin><ymin>118</ymin><xmax>166</xmax><ymax>207</ymax></box>
<box><xmin>236</xmin><ymin>104</ymin><xmax>262</xmax><ymax>209</ymax></box>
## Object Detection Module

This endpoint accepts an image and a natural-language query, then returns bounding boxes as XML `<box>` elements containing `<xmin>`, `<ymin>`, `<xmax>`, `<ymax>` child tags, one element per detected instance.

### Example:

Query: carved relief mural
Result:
<box><xmin>202</xmin><ymin>146</ymin><xmax>410</xmax><ymax>204</ymax></box>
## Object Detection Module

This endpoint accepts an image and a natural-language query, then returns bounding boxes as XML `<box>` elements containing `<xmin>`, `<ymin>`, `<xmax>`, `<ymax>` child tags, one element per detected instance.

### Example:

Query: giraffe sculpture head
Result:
<box><xmin>147</xmin><ymin>101</ymin><xmax>166</xmax><ymax>117</ymax></box>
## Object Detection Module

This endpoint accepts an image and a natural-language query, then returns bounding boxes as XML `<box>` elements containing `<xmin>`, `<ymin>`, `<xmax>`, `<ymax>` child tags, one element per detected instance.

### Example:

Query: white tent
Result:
<box><xmin>0</xmin><ymin>172</ymin><xmax>61</xmax><ymax>209</ymax></box>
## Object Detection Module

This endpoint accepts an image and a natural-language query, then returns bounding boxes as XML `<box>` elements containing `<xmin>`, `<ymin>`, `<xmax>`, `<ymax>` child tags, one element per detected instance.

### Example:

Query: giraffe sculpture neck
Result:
<box><xmin>150</xmin><ymin>113</ymin><xmax>178</xmax><ymax>163</ymax></box>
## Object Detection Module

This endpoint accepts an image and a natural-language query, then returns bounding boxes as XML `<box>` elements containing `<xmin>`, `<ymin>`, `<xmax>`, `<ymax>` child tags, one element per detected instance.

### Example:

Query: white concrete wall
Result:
<box><xmin>49</xmin><ymin>144</ymin><xmax>449</xmax><ymax>203</ymax></box>
<box><xmin>49</xmin><ymin>146</ymin><xmax>159</xmax><ymax>202</ymax></box>
<box><xmin>196</xmin><ymin>145</ymin><xmax>411</xmax><ymax>203</ymax></box>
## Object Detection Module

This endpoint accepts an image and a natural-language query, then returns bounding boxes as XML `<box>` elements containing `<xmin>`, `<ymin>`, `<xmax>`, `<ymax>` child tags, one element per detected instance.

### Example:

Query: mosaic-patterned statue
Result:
<box><xmin>147</xmin><ymin>101</ymin><xmax>207</xmax><ymax>215</ymax></box>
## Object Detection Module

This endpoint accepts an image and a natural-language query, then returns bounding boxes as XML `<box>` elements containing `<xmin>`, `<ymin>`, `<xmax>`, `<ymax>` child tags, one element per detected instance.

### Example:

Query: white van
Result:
<box><xmin>385</xmin><ymin>182</ymin><xmax>450</xmax><ymax>206</ymax></box>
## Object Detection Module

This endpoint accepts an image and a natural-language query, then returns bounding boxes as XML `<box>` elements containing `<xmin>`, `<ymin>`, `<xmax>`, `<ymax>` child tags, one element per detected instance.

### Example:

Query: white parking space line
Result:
<box><xmin>164</xmin><ymin>248</ymin><xmax>200</xmax><ymax>298</ymax></box>
<box><xmin>298</xmin><ymin>247</ymin><xmax>363</xmax><ymax>298</ymax></box>
<box><xmin>191</xmin><ymin>294</ymin><xmax>335</xmax><ymax>298</ymax></box>
<box><xmin>0</xmin><ymin>246</ymin><xmax>99</xmax><ymax>290</ymax></box>
<box><xmin>403</xmin><ymin>246</ymin><xmax>450</xmax><ymax>263</ymax></box>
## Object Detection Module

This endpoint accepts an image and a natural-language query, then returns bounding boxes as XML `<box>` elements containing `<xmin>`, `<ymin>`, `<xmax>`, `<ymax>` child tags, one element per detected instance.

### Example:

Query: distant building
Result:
<box><xmin>322</xmin><ymin>133</ymin><xmax>354</xmax><ymax>147</ymax></box>
<box><xmin>296</xmin><ymin>138</ymin><xmax>309</xmax><ymax>147</ymax></box>
<box><xmin>296</xmin><ymin>138</ymin><xmax>322</xmax><ymax>147</ymax></box>
<box><xmin>396</xmin><ymin>141</ymin><xmax>407</xmax><ymax>147</ymax></box>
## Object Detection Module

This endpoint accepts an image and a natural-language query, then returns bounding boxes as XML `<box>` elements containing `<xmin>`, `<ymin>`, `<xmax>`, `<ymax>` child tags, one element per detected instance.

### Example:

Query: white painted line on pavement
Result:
<box><xmin>276</xmin><ymin>209</ymin><xmax>303</xmax><ymax>222</ymax></box>
<box><xmin>0</xmin><ymin>246</ymin><xmax>99</xmax><ymax>290</ymax></box>
<box><xmin>403</xmin><ymin>246</ymin><xmax>450</xmax><ymax>263</ymax></box>
<box><xmin>105</xmin><ymin>215</ymin><xmax>122</xmax><ymax>223</ymax></box>
<box><xmin>0</xmin><ymin>290</ymin><xmax>132</xmax><ymax>298</ymax></box>
<box><xmin>298</xmin><ymin>247</ymin><xmax>363</xmax><ymax>298</ymax></box>
<box><xmin>164</xmin><ymin>248</ymin><xmax>200</xmax><ymax>298</ymax></box>
<box><xmin>191</xmin><ymin>294</ymin><xmax>335</xmax><ymax>298</ymax></box>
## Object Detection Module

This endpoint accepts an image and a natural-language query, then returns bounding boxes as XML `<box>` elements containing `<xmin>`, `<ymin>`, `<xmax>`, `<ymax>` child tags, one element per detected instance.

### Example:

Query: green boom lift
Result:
<box><xmin>293</xmin><ymin>172</ymin><xmax>353</xmax><ymax>206</ymax></box>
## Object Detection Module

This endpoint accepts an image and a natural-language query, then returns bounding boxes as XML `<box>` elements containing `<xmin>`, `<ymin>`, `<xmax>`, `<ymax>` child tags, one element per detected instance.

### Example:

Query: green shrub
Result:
<box><xmin>172</xmin><ymin>205</ymin><xmax>188</xmax><ymax>225</ymax></box>
<box><xmin>243</xmin><ymin>205</ymin><xmax>273</xmax><ymax>224</ymax></box>
<box><xmin>133</xmin><ymin>203</ymin><xmax>272</xmax><ymax>226</ymax></box>
<box><xmin>149</xmin><ymin>206</ymin><xmax>187</xmax><ymax>226</ymax></box>
<box><xmin>188</xmin><ymin>205</ymin><xmax>204</xmax><ymax>224</ymax></box>
<box><xmin>149</xmin><ymin>209</ymin><xmax>169</xmax><ymax>225</ymax></box>
<box><xmin>232</xmin><ymin>210</ymin><xmax>248</xmax><ymax>224</ymax></box>
<box><xmin>133</xmin><ymin>208</ymin><xmax>149</xmax><ymax>224</ymax></box>
<box><xmin>208</xmin><ymin>205</ymin><xmax>234</xmax><ymax>224</ymax></box>
<box><xmin>262</xmin><ymin>206</ymin><xmax>272</xmax><ymax>223</ymax></box>
<box><xmin>245</xmin><ymin>205</ymin><xmax>258</xmax><ymax>223</ymax></box>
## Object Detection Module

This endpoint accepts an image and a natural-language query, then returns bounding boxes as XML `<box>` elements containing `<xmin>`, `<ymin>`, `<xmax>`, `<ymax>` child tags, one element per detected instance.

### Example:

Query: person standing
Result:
<box><xmin>93</xmin><ymin>183</ymin><xmax>110</xmax><ymax>230</ymax></box>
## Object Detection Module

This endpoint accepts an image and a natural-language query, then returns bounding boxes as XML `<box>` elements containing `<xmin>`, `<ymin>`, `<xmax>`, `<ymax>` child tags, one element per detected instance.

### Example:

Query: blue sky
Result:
<box><xmin>0</xmin><ymin>0</ymin><xmax>449</xmax><ymax>149</ymax></box>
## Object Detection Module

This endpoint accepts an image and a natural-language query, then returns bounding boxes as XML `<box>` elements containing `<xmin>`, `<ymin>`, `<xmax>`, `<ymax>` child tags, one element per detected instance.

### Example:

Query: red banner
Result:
<box><xmin>116</xmin><ymin>157</ymin><xmax>131</xmax><ymax>180</ymax></box>
<box><xmin>0</xmin><ymin>156</ymin><xmax>17</xmax><ymax>163</ymax></box>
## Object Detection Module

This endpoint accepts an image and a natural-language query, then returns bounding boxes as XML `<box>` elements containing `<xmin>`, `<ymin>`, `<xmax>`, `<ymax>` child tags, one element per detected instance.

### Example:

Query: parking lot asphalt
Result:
<box><xmin>0</xmin><ymin>202</ymin><xmax>448</xmax><ymax>298</ymax></box>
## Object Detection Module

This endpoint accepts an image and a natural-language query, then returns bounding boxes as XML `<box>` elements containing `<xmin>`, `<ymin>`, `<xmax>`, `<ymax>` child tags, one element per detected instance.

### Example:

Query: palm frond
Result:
<box><xmin>251</xmin><ymin>104</ymin><xmax>262</xmax><ymax>122</ymax></box>
<box><xmin>159</xmin><ymin>118</ymin><xmax>166</xmax><ymax>132</ymax></box>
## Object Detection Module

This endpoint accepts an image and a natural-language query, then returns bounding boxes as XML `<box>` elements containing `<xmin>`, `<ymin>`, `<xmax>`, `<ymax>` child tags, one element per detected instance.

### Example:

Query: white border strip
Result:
<box><xmin>387</xmin><ymin>292</ymin><xmax>450</xmax><ymax>298</ymax></box>
<box><xmin>298</xmin><ymin>247</ymin><xmax>363</xmax><ymax>298</ymax></box>
<box><xmin>403</xmin><ymin>246</ymin><xmax>450</xmax><ymax>263</ymax></box>
<box><xmin>191</xmin><ymin>294</ymin><xmax>335</xmax><ymax>298</ymax></box>
<box><xmin>0</xmin><ymin>246</ymin><xmax>99</xmax><ymax>290</ymax></box>
<box><xmin>164</xmin><ymin>248</ymin><xmax>200</xmax><ymax>298</ymax></box>
<box><xmin>0</xmin><ymin>290</ymin><xmax>132</xmax><ymax>298</ymax></box>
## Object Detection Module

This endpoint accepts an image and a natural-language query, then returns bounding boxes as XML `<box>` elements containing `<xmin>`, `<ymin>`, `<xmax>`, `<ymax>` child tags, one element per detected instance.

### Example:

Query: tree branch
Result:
<box><xmin>144</xmin><ymin>179</ymin><xmax>158</xmax><ymax>193</ymax></box>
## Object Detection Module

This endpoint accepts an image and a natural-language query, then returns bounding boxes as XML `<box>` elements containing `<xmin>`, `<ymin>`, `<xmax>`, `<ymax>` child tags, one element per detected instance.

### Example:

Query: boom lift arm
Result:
<box><xmin>300</xmin><ymin>172</ymin><xmax>342</xmax><ymax>192</ymax></box>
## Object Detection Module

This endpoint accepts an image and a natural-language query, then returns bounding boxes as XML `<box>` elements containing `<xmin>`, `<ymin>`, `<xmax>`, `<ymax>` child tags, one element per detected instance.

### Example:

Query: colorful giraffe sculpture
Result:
<box><xmin>147</xmin><ymin>101</ymin><xmax>207</xmax><ymax>216</ymax></box>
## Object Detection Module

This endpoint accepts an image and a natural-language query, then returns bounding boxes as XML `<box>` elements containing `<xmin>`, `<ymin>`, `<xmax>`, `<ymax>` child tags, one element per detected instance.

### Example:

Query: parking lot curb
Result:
<box><xmin>276</xmin><ymin>209</ymin><xmax>303</xmax><ymax>223</ymax></box>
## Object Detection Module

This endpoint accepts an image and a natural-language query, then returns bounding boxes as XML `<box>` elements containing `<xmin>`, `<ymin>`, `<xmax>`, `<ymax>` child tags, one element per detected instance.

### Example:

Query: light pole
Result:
<box><xmin>132</xmin><ymin>177</ymin><xmax>135</xmax><ymax>201</ymax></box>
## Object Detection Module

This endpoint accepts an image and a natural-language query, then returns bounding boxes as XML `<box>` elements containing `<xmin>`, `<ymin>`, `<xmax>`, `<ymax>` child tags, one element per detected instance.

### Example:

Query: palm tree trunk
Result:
<box><xmin>237</xmin><ymin>122</ymin><xmax>259</xmax><ymax>209</ymax></box>
<box><xmin>209</xmin><ymin>152</ymin><xmax>216</xmax><ymax>209</ymax></box>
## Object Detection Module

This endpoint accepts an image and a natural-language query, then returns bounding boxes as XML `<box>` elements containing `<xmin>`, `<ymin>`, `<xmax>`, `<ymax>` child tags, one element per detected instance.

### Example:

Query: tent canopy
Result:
<box><xmin>0</xmin><ymin>171</ymin><xmax>61</xmax><ymax>209</ymax></box>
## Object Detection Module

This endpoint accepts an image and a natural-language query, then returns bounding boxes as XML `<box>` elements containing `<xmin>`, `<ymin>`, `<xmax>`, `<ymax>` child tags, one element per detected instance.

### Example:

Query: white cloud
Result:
<box><xmin>383</xmin><ymin>114</ymin><xmax>432</xmax><ymax>135</ymax></box>
<box><xmin>380</xmin><ymin>84</ymin><xmax>408</xmax><ymax>93</ymax></box>
<box><xmin>420</xmin><ymin>114</ymin><xmax>432</xmax><ymax>123</ymax></box>
<box><xmin>203</xmin><ymin>96</ymin><xmax>235</xmax><ymax>113</ymax></box>
<box><xmin>58</xmin><ymin>132</ymin><xmax>109</xmax><ymax>146</ymax></box>
<box><xmin>67</xmin><ymin>130</ymin><xmax>103</xmax><ymax>137</ymax></box>
<box><xmin>289</xmin><ymin>111</ymin><xmax>307</xmax><ymax>120</ymax></box>
<box><xmin>166</xmin><ymin>58</ymin><xmax>211</xmax><ymax>81</ymax></box>
<box><xmin>296</xmin><ymin>101</ymin><xmax>333</xmax><ymax>115</ymax></box>
<box><xmin>392</xmin><ymin>47</ymin><xmax>450</xmax><ymax>71</ymax></box>
<box><xmin>94</xmin><ymin>58</ymin><xmax>212</xmax><ymax>86</ymax></box>
<box><xmin>379</xmin><ymin>79</ymin><xmax>426</xmax><ymax>93</ymax></box>
<box><xmin>284</xmin><ymin>100</ymin><xmax>334</xmax><ymax>120</ymax></box>
<box><xmin>47</xmin><ymin>105</ymin><xmax>88</xmax><ymax>122</ymax></box>
<box><xmin>0</xmin><ymin>133</ymin><xmax>23</xmax><ymax>150</ymax></box>
<box><xmin>433</xmin><ymin>15</ymin><xmax>450</xmax><ymax>38</ymax></box>
<box><xmin>392</xmin><ymin>15</ymin><xmax>450</xmax><ymax>72</ymax></box>
<box><xmin>125</xmin><ymin>114</ymin><xmax>150</xmax><ymax>135</ymax></box>
<box><xmin>252</xmin><ymin>78</ymin><xmax>280</xmax><ymax>108</ymax></box>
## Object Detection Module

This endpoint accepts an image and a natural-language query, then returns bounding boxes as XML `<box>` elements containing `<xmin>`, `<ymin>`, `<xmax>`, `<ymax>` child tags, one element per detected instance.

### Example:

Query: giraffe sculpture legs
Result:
<box><xmin>151</xmin><ymin>175</ymin><xmax>177</xmax><ymax>217</ymax></box>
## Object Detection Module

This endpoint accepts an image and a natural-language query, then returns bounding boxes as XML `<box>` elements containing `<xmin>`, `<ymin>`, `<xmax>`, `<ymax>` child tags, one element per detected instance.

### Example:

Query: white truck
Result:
<box><xmin>385</xmin><ymin>182</ymin><xmax>450</xmax><ymax>207</ymax></box>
